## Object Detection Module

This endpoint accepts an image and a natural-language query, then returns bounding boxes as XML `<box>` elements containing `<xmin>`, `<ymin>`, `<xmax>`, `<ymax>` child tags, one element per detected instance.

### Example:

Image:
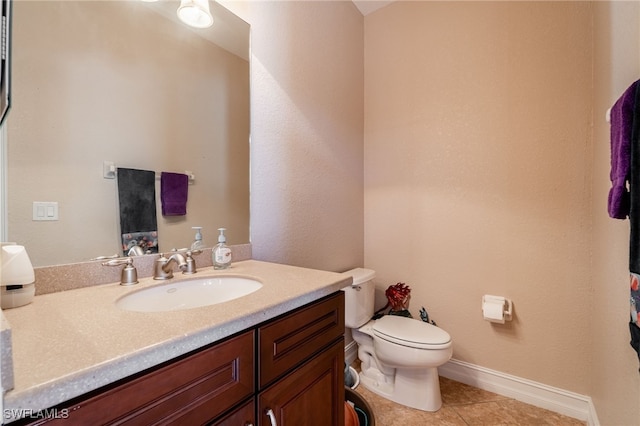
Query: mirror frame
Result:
<box><xmin>0</xmin><ymin>0</ymin><xmax>11</xmax><ymax>128</ymax></box>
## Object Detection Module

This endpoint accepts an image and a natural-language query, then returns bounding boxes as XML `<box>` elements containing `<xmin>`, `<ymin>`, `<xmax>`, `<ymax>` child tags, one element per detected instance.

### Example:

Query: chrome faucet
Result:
<box><xmin>153</xmin><ymin>249</ymin><xmax>203</xmax><ymax>279</ymax></box>
<box><xmin>127</xmin><ymin>245</ymin><xmax>144</xmax><ymax>256</ymax></box>
<box><xmin>153</xmin><ymin>252</ymin><xmax>188</xmax><ymax>280</ymax></box>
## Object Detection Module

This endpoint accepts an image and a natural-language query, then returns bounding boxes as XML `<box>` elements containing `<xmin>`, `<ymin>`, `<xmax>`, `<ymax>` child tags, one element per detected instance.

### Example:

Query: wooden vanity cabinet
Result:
<box><xmin>15</xmin><ymin>291</ymin><xmax>345</xmax><ymax>426</ymax></box>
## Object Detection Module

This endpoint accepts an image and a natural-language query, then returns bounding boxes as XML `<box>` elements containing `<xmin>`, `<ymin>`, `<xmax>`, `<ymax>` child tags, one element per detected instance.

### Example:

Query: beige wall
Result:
<box><xmin>363</xmin><ymin>1</ymin><xmax>640</xmax><ymax>424</ymax></box>
<box><xmin>365</xmin><ymin>0</ymin><xmax>593</xmax><ymax>393</ymax></box>
<box><xmin>592</xmin><ymin>1</ymin><xmax>640</xmax><ymax>424</ymax></box>
<box><xmin>227</xmin><ymin>1</ymin><xmax>365</xmax><ymax>272</ymax></box>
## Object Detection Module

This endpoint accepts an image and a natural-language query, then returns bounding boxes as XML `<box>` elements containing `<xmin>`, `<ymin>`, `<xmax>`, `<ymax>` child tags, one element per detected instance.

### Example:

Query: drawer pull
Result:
<box><xmin>265</xmin><ymin>408</ymin><xmax>278</xmax><ymax>426</ymax></box>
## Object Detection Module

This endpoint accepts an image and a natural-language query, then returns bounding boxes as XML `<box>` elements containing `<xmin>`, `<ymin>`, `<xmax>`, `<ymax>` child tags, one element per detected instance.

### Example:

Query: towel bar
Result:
<box><xmin>103</xmin><ymin>161</ymin><xmax>195</xmax><ymax>183</ymax></box>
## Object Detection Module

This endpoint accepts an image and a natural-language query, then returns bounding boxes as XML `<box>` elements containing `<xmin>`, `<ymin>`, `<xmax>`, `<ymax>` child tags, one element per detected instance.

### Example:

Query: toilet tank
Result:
<box><xmin>341</xmin><ymin>268</ymin><xmax>376</xmax><ymax>329</ymax></box>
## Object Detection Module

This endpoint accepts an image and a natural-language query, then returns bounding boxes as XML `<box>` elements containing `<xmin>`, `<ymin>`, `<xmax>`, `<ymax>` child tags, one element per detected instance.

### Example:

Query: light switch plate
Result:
<box><xmin>33</xmin><ymin>202</ymin><xmax>58</xmax><ymax>221</ymax></box>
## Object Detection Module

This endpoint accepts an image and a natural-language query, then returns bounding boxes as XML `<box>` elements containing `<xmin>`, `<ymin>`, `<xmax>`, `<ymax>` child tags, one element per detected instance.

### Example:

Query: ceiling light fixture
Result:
<box><xmin>177</xmin><ymin>0</ymin><xmax>213</xmax><ymax>29</ymax></box>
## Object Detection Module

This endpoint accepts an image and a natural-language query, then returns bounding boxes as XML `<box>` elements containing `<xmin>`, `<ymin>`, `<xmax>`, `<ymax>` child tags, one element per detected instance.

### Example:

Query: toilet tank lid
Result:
<box><xmin>342</xmin><ymin>268</ymin><xmax>376</xmax><ymax>286</ymax></box>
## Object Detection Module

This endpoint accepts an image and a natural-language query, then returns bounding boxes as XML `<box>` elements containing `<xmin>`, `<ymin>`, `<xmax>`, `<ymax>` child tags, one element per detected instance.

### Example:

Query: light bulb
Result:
<box><xmin>177</xmin><ymin>0</ymin><xmax>213</xmax><ymax>29</ymax></box>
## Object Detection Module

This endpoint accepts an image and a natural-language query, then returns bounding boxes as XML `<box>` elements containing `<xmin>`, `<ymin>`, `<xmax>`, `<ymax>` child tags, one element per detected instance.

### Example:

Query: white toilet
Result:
<box><xmin>342</xmin><ymin>267</ymin><xmax>453</xmax><ymax>412</ymax></box>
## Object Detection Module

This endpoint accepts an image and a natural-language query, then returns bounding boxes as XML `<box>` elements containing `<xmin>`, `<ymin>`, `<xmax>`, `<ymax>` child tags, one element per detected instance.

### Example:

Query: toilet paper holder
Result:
<box><xmin>482</xmin><ymin>295</ymin><xmax>512</xmax><ymax>323</ymax></box>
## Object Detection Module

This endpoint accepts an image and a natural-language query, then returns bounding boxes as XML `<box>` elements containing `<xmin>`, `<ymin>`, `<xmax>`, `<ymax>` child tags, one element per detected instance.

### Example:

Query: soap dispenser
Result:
<box><xmin>213</xmin><ymin>228</ymin><xmax>231</xmax><ymax>270</ymax></box>
<box><xmin>191</xmin><ymin>226</ymin><xmax>206</xmax><ymax>250</ymax></box>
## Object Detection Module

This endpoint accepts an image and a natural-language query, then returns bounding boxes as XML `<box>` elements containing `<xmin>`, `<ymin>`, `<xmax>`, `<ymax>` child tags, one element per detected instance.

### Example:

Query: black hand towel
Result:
<box><xmin>630</xmin><ymin>83</ymin><xmax>640</xmax><ymax>274</ymax></box>
<box><xmin>117</xmin><ymin>168</ymin><xmax>158</xmax><ymax>235</ymax></box>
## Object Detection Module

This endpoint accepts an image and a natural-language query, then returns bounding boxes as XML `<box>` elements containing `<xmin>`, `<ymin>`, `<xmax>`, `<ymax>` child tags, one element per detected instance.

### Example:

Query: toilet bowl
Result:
<box><xmin>342</xmin><ymin>268</ymin><xmax>452</xmax><ymax>412</ymax></box>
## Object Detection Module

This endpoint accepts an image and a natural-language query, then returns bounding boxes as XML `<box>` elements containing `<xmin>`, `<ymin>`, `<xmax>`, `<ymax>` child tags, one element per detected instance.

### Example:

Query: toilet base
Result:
<box><xmin>358</xmin><ymin>366</ymin><xmax>443</xmax><ymax>412</ymax></box>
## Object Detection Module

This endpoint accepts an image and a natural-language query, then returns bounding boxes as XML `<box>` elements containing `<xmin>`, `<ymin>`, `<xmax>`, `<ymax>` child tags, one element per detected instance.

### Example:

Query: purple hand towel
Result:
<box><xmin>161</xmin><ymin>172</ymin><xmax>189</xmax><ymax>216</ymax></box>
<box><xmin>609</xmin><ymin>80</ymin><xmax>639</xmax><ymax>219</ymax></box>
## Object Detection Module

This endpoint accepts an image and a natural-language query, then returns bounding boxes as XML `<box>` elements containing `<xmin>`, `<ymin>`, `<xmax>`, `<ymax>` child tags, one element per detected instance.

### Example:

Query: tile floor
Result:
<box><xmin>349</xmin><ymin>375</ymin><xmax>586</xmax><ymax>425</ymax></box>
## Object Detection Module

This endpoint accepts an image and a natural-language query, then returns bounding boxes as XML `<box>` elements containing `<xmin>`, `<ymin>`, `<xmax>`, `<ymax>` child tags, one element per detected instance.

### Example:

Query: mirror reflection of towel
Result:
<box><xmin>117</xmin><ymin>168</ymin><xmax>158</xmax><ymax>234</ymax></box>
<box><xmin>161</xmin><ymin>172</ymin><xmax>188</xmax><ymax>216</ymax></box>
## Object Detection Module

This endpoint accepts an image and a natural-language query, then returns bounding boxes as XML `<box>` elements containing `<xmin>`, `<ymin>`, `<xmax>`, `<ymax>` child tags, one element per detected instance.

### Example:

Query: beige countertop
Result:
<box><xmin>1</xmin><ymin>260</ymin><xmax>351</xmax><ymax>422</ymax></box>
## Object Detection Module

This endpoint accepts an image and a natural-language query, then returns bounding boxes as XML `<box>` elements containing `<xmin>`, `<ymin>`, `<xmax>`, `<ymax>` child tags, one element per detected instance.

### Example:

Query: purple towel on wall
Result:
<box><xmin>608</xmin><ymin>80</ymin><xmax>639</xmax><ymax>219</ymax></box>
<box><xmin>161</xmin><ymin>172</ymin><xmax>189</xmax><ymax>216</ymax></box>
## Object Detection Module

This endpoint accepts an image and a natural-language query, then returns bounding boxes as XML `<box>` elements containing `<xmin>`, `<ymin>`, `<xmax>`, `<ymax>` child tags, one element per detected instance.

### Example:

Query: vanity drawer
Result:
<box><xmin>258</xmin><ymin>291</ymin><xmax>345</xmax><ymax>388</ymax></box>
<box><xmin>25</xmin><ymin>330</ymin><xmax>254</xmax><ymax>425</ymax></box>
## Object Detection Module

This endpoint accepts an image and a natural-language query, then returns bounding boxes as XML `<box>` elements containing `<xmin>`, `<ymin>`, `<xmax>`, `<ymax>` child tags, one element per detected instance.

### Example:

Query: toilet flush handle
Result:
<box><xmin>265</xmin><ymin>408</ymin><xmax>278</xmax><ymax>426</ymax></box>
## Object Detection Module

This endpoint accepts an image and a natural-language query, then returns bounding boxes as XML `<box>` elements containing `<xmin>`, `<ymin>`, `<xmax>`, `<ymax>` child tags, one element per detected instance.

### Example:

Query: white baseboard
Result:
<box><xmin>439</xmin><ymin>359</ymin><xmax>600</xmax><ymax>426</ymax></box>
<box><xmin>345</xmin><ymin>340</ymin><xmax>358</xmax><ymax>366</ymax></box>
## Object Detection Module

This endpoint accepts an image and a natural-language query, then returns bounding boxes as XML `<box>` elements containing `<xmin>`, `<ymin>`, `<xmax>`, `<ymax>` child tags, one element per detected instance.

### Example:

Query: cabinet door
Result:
<box><xmin>209</xmin><ymin>398</ymin><xmax>255</xmax><ymax>426</ymax></box>
<box><xmin>258</xmin><ymin>292</ymin><xmax>345</xmax><ymax>389</ymax></box>
<box><xmin>257</xmin><ymin>339</ymin><xmax>345</xmax><ymax>426</ymax></box>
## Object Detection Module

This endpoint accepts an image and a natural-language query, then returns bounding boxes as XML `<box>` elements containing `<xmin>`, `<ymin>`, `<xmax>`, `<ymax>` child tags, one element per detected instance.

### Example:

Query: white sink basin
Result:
<box><xmin>116</xmin><ymin>276</ymin><xmax>263</xmax><ymax>312</ymax></box>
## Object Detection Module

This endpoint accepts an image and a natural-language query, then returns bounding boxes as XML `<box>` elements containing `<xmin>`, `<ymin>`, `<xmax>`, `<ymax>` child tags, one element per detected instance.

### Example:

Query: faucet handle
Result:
<box><xmin>91</xmin><ymin>254</ymin><xmax>119</xmax><ymax>261</ymax></box>
<box><xmin>102</xmin><ymin>257</ymin><xmax>139</xmax><ymax>286</ymax></box>
<box><xmin>183</xmin><ymin>249</ymin><xmax>202</xmax><ymax>274</ymax></box>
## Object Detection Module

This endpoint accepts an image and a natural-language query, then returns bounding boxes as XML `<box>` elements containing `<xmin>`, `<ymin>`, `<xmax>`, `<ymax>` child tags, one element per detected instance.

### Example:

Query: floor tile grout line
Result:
<box><xmin>449</xmin><ymin>405</ymin><xmax>473</xmax><ymax>426</ymax></box>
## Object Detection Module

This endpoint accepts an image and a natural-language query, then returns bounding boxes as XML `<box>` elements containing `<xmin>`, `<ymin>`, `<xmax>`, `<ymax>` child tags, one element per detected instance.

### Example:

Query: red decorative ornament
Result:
<box><xmin>385</xmin><ymin>282</ymin><xmax>411</xmax><ymax>312</ymax></box>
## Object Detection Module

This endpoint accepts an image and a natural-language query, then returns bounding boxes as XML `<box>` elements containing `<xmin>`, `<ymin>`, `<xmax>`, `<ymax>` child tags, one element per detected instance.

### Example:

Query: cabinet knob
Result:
<box><xmin>265</xmin><ymin>408</ymin><xmax>278</xmax><ymax>426</ymax></box>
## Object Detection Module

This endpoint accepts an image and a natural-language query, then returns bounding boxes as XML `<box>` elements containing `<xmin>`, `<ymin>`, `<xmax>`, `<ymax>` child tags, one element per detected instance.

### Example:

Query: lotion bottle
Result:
<box><xmin>191</xmin><ymin>226</ymin><xmax>206</xmax><ymax>250</ymax></box>
<box><xmin>213</xmin><ymin>228</ymin><xmax>231</xmax><ymax>269</ymax></box>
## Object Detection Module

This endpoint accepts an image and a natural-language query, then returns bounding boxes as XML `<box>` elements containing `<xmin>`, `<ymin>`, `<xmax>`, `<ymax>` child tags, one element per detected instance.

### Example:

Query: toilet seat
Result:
<box><xmin>372</xmin><ymin>315</ymin><xmax>451</xmax><ymax>350</ymax></box>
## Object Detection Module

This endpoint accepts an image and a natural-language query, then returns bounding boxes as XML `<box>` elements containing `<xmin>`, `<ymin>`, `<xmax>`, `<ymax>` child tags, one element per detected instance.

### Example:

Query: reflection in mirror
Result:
<box><xmin>6</xmin><ymin>1</ymin><xmax>250</xmax><ymax>267</ymax></box>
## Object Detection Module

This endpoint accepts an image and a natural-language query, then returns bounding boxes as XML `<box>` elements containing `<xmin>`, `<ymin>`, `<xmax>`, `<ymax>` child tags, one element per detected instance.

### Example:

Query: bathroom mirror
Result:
<box><xmin>5</xmin><ymin>0</ymin><xmax>250</xmax><ymax>267</ymax></box>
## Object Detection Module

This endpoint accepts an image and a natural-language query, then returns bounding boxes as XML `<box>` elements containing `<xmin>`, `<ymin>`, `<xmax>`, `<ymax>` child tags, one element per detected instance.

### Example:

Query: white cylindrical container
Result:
<box><xmin>1</xmin><ymin>245</ymin><xmax>36</xmax><ymax>309</ymax></box>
